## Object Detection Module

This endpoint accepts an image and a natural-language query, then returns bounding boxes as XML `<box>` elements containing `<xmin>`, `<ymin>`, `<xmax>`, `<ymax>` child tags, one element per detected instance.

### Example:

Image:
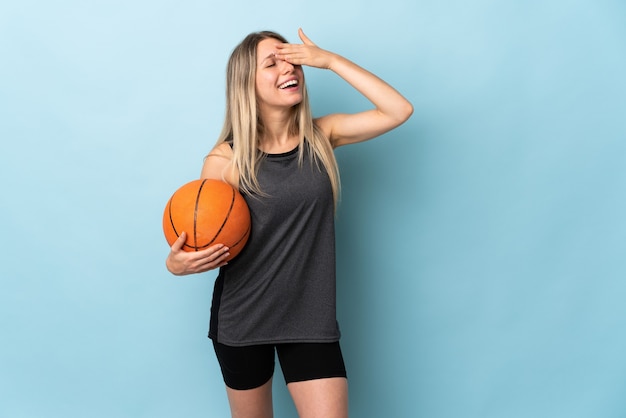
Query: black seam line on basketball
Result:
<box><xmin>199</xmin><ymin>224</ymin><xmax>250</xmax><ymax>250</ymax></box>
<box><xmin>168</xmin><ymin>198</ymin><xmax>180</xmax><ymax>238</ymax></box>
<box><xmin>196</xmin><ymin>187</ymin><xmax>236</xmax><ymax>250</ymax></box>
<box><xmin>230</xmin><ymin>224</ymin><xmax>251</xmax><ymax>248</ymax></box>
<box><xmin>192</xmin><ymin>179</ymin><xmax>209</xmax><ymax>252</ymax></box>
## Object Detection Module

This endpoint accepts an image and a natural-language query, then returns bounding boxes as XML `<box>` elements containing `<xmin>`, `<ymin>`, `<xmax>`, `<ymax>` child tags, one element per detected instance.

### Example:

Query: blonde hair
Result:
<box><xmin>214</xmin><ymin>30</ymin><xmax>341</xmax><ymax>208</ymax></box>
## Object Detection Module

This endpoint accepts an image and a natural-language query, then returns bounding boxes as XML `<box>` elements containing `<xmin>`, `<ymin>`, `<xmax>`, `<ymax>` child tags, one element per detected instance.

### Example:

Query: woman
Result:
<box><xmin>166</xmin><ymin>28</ymin><xmax>412</xmax><ymax>418</ymax></box>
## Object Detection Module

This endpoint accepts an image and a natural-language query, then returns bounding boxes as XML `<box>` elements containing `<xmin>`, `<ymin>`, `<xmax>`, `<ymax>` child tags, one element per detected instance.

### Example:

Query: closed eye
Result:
<box><xmin>261</xmin><ymin>53</ymin><xmax>277</xmax><ymax>68</ymax></box>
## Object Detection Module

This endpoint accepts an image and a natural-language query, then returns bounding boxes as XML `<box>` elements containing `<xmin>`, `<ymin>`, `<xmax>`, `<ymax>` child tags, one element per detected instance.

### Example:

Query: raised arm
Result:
<box><xmin>274</xmin><ymin>28</ymin><xmax>413</xmax><ymax>147</ymax></box>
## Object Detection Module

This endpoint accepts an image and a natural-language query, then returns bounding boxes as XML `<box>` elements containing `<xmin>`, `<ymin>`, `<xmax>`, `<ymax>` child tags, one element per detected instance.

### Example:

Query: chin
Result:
<box><xmin>287</xmin><ymin>94</ymin><xmax>304</xmax><ymax>107</ymax></box>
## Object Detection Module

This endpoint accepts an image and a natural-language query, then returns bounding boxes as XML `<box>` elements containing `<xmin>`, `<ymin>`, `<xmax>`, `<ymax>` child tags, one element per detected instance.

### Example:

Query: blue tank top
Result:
<box><xmin>209</xmin><ymin>143</ymin><xmax>340</xmax><ymax>346</ymax></box>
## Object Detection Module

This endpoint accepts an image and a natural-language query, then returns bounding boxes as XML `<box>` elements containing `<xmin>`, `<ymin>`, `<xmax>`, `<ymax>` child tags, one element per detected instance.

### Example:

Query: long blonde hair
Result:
<box><xmin>214</xmin><ymin>30</ymin><xmax>341</xmax><ymax>208</ymax></box>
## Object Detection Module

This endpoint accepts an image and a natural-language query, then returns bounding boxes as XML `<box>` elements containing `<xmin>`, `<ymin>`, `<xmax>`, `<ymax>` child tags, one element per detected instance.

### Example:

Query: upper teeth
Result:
<box><xmin>279</xmin><ymin>80</ymin><xmax>298</xmax><ymax>89</ymax></box>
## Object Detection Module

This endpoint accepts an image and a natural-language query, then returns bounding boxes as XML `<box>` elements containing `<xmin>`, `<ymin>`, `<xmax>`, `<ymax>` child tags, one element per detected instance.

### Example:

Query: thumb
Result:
<box><xmin>171</xmin><ymin>231</ymin><xmax>187</xmax><ymax>251</ymax></box>
<box><xmin>298</xmin><ymin>28</ymin><xmax>316</xmax><ymax>46</ymax></box>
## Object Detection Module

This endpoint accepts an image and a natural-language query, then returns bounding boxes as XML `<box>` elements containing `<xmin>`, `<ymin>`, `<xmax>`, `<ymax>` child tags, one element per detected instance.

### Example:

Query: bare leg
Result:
<box><xmin>287</xmin><ymin>377</ymin><xmax>348</xmax><ymax>418</ymax></box>
<box><xmin>225</xmin><ymin>377</ymin><xmax>274</xmax><ymax>418</ymax></box>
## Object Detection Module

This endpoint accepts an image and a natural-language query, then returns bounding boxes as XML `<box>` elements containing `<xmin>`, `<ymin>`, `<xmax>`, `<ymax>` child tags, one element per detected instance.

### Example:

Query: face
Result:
<box><xmin>255</xmin><ymin>37</ymin><xmax>304</xmax><ymax>112</ymax></box>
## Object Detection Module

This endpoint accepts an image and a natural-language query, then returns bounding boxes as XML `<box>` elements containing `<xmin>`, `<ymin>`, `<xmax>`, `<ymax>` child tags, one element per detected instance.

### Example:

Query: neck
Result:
<box><xmin>258</xmin><ymin>107</ymin><xmax>298</xmax><ymax>152</ymax></box>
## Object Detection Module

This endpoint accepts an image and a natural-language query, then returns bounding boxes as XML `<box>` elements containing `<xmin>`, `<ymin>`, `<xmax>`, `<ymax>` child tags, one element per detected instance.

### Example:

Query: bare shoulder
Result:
<box><xmin>314</xmin><ymin>114</ymin><xmax>348</xmax><ymax>147</ymax></box>
<box><xmin>212</xmin><ymin>142</ymin><xmax>234</xmax><ymax>156</ymax></box>
<box><xmin>314</xmin><ymin>115</ymin><xmax>333</xmax><ymax>136</ymax></box>
<box><xmin>315</xmin><ymin>114</ymin><xmax>344</xmax><ymax>138</ymax></box>
<box><xmin>201</xmin><ymin>142</ymin><xmax>238</xmax><ymax>187</ymax></box>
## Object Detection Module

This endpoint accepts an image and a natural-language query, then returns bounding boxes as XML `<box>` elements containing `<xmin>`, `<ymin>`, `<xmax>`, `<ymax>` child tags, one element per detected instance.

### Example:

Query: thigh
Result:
<box><xmin>212</xmin><ymin>341</ymin><xmax>276</xmax><ymax>390</ymax></box>
<box><xmin>287</xmin><ymin>377</ymin><xmax>348</xmax><ymax>418</ymax></box>
<box><xmin>277</xmin><ymin>342</ymin><xmax>348</xmax><ymax>418</ymax></box>
<box><xmin>226</xmin><ymin>377</ymin><xmax>274</xmax><ymax>418</ymax></box>
<box><xmin>275</xmin><ymin>341</ymin><xmax>347</xmax><ymax>384</ymax></box>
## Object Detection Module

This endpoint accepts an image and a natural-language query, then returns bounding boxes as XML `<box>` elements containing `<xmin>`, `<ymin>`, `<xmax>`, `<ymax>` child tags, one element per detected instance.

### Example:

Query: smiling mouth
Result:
<box><xmin>278</xmin><ymin>79</ymin><xmax>298</xmax><ymax>89</ymax></box>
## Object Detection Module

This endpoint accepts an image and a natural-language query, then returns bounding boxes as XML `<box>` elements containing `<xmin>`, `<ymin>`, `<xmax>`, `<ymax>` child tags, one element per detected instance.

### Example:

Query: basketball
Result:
<box><xmin>163</xmin><ymin>179</ymin><xmax>251</xmax><ymax>260</ymax></box>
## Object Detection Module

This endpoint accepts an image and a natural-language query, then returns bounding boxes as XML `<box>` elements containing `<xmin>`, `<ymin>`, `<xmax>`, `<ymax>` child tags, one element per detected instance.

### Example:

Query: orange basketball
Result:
<box><xmin>163</xmin><ymin>179</ymin><xmax>251</xmax><ymax>260</ymax></box>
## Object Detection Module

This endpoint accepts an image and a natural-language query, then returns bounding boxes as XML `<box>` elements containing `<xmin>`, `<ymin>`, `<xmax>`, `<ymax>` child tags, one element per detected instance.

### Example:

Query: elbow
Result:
<box><xmin>401</xmin><ymin>100</ymin><xmax>414</xmax><ymax>123</ymax></box>
<box><xmin>392</xmin><ymin>99</ymin><xmax>414</xmax><ymax>126</ymax></box>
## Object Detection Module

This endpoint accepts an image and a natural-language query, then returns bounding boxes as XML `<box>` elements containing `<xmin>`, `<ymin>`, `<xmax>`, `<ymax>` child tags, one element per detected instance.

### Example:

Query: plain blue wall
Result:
<box><xmin>1</xmin><ymin>1</ymin><xmax>625</xmax><ymax>417</ymax></box>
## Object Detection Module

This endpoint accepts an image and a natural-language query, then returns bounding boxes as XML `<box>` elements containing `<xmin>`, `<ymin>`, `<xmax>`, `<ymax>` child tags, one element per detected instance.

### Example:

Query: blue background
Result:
<box><xmin>1</xmin><ymin>1</ymin><xmax>625</xmax><ymax>417</ymax></box>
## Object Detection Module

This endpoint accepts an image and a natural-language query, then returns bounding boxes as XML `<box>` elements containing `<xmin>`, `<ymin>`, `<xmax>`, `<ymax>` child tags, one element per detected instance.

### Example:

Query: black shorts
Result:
<box><xmin>212</xmin><ymin>340</ymin><xmax>347</xmax><ymax>390</ymax></box>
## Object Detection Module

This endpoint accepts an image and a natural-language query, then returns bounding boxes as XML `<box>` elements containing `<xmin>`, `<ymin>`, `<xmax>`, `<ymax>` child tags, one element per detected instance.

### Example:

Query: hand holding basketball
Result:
<box><xmin>166</xmin><ymin>232</ymin><xmax>230</xmax><ymax>275</ymax></box>
<box><xmin>163</xmin><ymin>179</ymin><xmax>251</xmax><ymax>275</ymax></box>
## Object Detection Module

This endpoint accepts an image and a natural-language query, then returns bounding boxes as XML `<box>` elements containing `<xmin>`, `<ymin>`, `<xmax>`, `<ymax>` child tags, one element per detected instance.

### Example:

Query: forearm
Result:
<box><xmin>327</xmin><ymin>53</ymin><xmax>413</xmax><ymax>122</ymax></box>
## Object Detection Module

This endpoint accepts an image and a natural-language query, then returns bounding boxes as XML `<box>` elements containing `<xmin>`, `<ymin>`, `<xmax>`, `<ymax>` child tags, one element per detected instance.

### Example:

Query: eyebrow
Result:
<box><xmin>260</xmin><ymin>53</ymin><xmax>275</xmax><ymax>64</ymax></box>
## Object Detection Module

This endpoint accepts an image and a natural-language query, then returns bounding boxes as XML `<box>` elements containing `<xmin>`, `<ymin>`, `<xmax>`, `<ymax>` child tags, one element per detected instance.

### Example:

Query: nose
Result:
<box><xmin>279</xmin><ymin>59</ymin><xmax>294</xmax><ymax>73</ymax></box>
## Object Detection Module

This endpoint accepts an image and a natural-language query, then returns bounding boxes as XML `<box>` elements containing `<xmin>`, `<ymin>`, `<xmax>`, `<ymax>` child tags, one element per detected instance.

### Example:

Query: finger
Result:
<box><xmin>208</xmin><ymin>244</ymin><xmax>229</xmax><ymax>261</ymax></box>
<box><xmin>171</xmin><ymin>231</ymin><xmax>187</xmax><ymax>251</ymax></box>
<box><xmin>196</xmin><ymin>249</ymin><xmax>230</xmax><ymax>271</ymax></box>
<box><xmin>273</xmin><ymin>51</ymin><xmax>298</xmax><ymax>64</ymax></box>
<box><xmin>298</xmin><ymin>28</ymin><xmax>315</xmax><ymax>46</ymax></box>
<box><xmin>191</xmin><ymin>243</ymin><xmax>225</xmax><ymax>258</ymax></box>
<box><xmin>274</xmin><ymin>43</ymin><xmax>298</xmax><ymax>54</ymax></box>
